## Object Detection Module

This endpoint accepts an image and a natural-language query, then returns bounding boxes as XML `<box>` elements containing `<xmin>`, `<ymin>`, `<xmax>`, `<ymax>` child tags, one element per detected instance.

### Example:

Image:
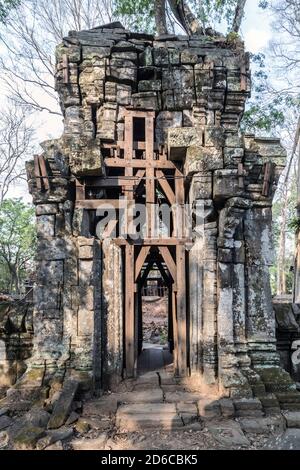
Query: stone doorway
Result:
<box><xmin>123</xmin><ymin>242</ymin><xmax>188</xmax><ymax>379</ymax></box>
<box><xmin>137</xmin><ymin>254</ymin><xmax>174</xmax><ymax>375</ymax></box>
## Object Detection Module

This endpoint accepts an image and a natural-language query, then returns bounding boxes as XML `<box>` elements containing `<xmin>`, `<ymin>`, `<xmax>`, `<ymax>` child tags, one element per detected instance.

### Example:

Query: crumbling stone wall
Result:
<box><xmin>0</xmin><ymin>299</ymin><xmax>33</xmax><ymax>395</ymax></box>
<box><xmin>18</xmin><ymin>22</ymin><xmax>300</xmax><ymax>407</ymax></box>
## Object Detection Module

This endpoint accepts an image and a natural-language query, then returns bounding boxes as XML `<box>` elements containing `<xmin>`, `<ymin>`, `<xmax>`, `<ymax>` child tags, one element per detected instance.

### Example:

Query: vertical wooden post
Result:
<box><xmin>172</xmin><ymin>286</ymin><xmax>178</xmax><ymax>373</ymax></box>
<box><xmin>146</xmin><ymin>114</ymin><xmax>155</xmax><ymax>237</ymax></box>
<box><xmin>175</xmin><ymin>168</ymin><xmax>187</xmax><ymax>376</ymax></box>
<box><xmin>124</xmin><ymin>113</ymin><xmax>134</xmax><ymax>238</ymax></box>
<box><xmin>124</xmin><ymin>112</ymin><xmax>136</xmax><ymax>377</ymax></box>
<box><xmin>125</xmin><ymin>243</ymin><xmax>136</xmax><ymax>377</ymax></box>
<box><xmin>176</xmin><ymin>244</ymin><xmax>187</xmax><ymax>376</ymax></box>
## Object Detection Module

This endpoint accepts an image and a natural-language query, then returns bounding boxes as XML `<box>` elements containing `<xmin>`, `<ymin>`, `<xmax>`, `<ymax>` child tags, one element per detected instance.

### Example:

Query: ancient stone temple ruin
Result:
<box><xmin>5</xmin><ymin>22</ymin><xmax>300</xmax><ymax>413</ymax></box>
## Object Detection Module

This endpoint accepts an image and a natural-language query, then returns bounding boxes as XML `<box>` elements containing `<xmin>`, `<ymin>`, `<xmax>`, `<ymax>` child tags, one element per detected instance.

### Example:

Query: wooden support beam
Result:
<box><xmin>174</xmin><ymin>165</ymin><xmax>187</xmax><ymax>376</ymax></box>
<box><xmin>174</xmin><ymin>168</ymin><xmax>185</xmax><ymax>239</ymax></box>
<box><xmin>140</xmin><ymin>259</ymin><xmax>155</xmax><ymax>286</ymax></box>
<box><xmin>156</xmin><ymin>170</ymin><xmax>176</xmax><ymax>205</ymax></box>
<box><xmin>146</xmin><ymin>115</ymin><xmax>155</xmax><ymax>237</ymax></box>
<box><xmin>34</xmin><ymin>155</ymin><xmax>50</xmax><ymax>191</ymax></box>
<box><xmin>104</xmin><ymin>158</ymin><xmax>176</xmax><ymax>169</ymax></box>
<box><xmin>34</xmin><ymin>155</ymin><xmax>42</xmax><ymax>190</ymax></box>
<box><xmin>114</xmin><ymin>238</ymin><xmax>190</xmax><ymax>246</ymax></box>
<box><xmin>262</xmin><ymin>162</ymin><xmax>275</xmax><ymax>197</ymax></box>
<box><xmin>101</xmin><ymin>219</ymin><xmax>118</xmax><ymax>239</ymax></box>
<box><xmin>158</xmin><ymin>246</ymin><xmax>177</xmax><ymax>282</ymax></box>
<box><xmin>83</xmin><ymin>177</ymin><xmax>141</xmax><ymax>188</ymax></box>
<box><xmin>126</xmin><ymin>109</ymin><xmax>155</xmax><ymax>118</ymax></box>
<box><xmin>125</xmin><ymin>243</ymin><xmax>136</xmax><ymax>377</ymax></box>
<box><xmin>76</xmin><ymin>179</ymin><xmax>85</xmax><ymax>199</ymax></box>
<box><xmin>135</xmin><ymin>246</ymin><xmax>151</xmax><ymax>281</ymax></box>
<box><xmin>155</xmin><ymin>260</ymin><xmax>172</xmax><ymax>285</ymax></box>
<box><xmin>38</xmin><ymin>156</ymin><xmax>50</xmax><ymax>191</ymax></box>
<box><xmin>176</xmin><ymin>244</ymin><xmax>187</xmax><ymax>376</ymax></box>
<box><xmin>75</xmin><ymin>199</ymin><xmax>129</xmax><ymax>209</ymax></box>
<box><xmin>172</xmin><ymin>287</ymin><xmax>178</xmax><ymax>373</ymax></box>
<box><xmin>62</xmin><ymin>54</ymin><xmax>69</xmax><ymax>84</ymax></box>
<box><xmin>102</xmin><ymin>141</ymin><xmax>160</xmax><ymax>151</ymax></box>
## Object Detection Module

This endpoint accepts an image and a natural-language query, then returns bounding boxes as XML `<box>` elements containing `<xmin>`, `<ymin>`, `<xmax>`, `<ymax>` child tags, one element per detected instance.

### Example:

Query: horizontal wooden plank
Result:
<box><xmin>113</xmin><ymin>238</ymin><xmax>191</xmax><ymax>246</ymax></box>
<box><xmin>83</xmin><ymin>177</ymin><xmax>143</xmax><ymax>188</ymax></box>
<box><xmin>104</xmin><ymin>157</ymin><xmax>176</xmax><ymax>169</ymax></box>
<box><xmin>124</xmin><ymin>109</ymin><xmax>155</xmax><ymax>118</ymax></box>
<box><xmin>75</xmin><ymin>199</ymin><xmax>133</xmax><ymax>209</ymax></box>
<box><xmin>101</xmin><ymin>141</ymin><xmax>160</xmax><ymax>151</ymax></box>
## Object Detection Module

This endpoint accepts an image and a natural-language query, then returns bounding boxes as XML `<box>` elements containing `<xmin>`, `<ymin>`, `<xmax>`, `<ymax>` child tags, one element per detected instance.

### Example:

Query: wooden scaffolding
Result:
<box><xmin>75</xmin><ymin>109</ymin><xmax>189</xmax><ymax>378</ymax></box>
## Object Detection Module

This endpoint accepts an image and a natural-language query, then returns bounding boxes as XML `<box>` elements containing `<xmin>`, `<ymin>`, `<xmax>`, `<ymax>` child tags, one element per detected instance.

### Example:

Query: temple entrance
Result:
<box><xmin>137</xmin><ymin>251</ymin><xmax>174</xmax><ymax>374</ymax></box>
<box><xmin>74</xmin><ymin>108</ymin><xmax>190</xmax><ymax>380</ymax></box>
<box><xmin>122</xmin><ymin>241</ymin><xmax>188</xmax><ymax>378</ymax></box>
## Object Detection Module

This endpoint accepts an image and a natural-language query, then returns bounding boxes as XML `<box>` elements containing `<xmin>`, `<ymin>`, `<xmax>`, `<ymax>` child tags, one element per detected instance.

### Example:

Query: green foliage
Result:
<box><xmin>0</xmin><ymin>199</ymin><xmax>36</xmax><ymax>294</ymax></box>
<box><xmin>226</xmin><ymin>31</ymin><xmax>239</xmax><ymax>42</ymax></box>
<box><xmin>0</xmin><ymin>0</ymin><xmax>20</xmax><ymax>23</ymax></box>
<box><xmin>288</xmin><ymin>217</ymin><xmax>300</xmax><ymax>233</ymax></box>
<box><xmin>242</xmin><ymin>52</ymin><xmax>300</xmax><ymax>134</ymax></box>
<box><xmin>114</xmin><ymin>0</ymin><xmax>155</xmax><ymax>32</ymax></box>
<box><xmin>194</xmin><ymin>0</ymin><xmax>238</xmax><ymax>29</ymax></box>
<box><xmin>114</xmin><ymin>0</ymin><xmax>246</xmax><ymax>33</ymax></box>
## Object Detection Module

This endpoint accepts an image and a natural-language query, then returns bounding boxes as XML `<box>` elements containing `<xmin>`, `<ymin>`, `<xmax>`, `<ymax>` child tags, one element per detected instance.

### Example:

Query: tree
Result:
<box><xmin>0</xmin><ymin>103</ymin><xmax>34</xmax><ymax>202</ymax></box>
<box><xmin>0</xmin><ymin>0</ymin><xmax>115</xmax><ymax>115</ymax></box>
<box><xmin>115</xmin><ymin>0</ymin><xmax>248</xmax><ymax>35</ymax></box>
<box><xmin>240</xmin><ymin>2</ymin><xmax>300</xmax><ymax>296</ymax></box>
<box><xmin>0</xmin><ymin>199</ymin><xmax>36</xmax><ymax>294</ymax></box>
<box><xmin>0</xmin><ymin>0</ymin><xmax>20</xmax><ymax>23</ymax></box>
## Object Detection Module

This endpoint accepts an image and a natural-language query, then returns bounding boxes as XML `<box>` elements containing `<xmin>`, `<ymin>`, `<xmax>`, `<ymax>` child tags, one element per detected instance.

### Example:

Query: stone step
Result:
<box><xmin>117</xmin><ymin>403</ymin><xmax>176</xmax><ymax>415</ymax></box>
<box><xmin>116</xmin><ymin>403</ymin><xmax>183</xmax><ymax>432</ymax></box>
<box><xmin>233</xmin><ymin>398</ymin><xmax>264</xmax><ymax>417</ymax></box>
<box><xmin>276</xmin><ymin>392</ymin><xmax>300</xmax><ymax>403</ymax></box>
<box><xmin>282</xmin><ymin>411</ymin><xmax>300</xmax><ymax>428</ymax></box>
<box><xmin>164</xmin><ymin>391</ymin><xmax>206</xmax><ymax>403</ymax></box>
<box><xmin>117</xmin><ymin>388</ymin><xmax>163</xmax><ymax>404</ymax></box>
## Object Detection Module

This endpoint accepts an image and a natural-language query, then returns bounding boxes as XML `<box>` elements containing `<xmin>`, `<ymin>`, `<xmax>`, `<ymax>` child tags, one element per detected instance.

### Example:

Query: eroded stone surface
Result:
<box><xmin>3</xmin><ymin>20</ymin><xmax>295</xmax><ymax>419</ymax></box>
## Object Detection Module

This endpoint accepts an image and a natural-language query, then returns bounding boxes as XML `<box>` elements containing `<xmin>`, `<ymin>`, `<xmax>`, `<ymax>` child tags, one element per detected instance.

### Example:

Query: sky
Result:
<box><xmin>5</xmin><ymin>1</ymin><xmax>274</xmax><ymax>203</ymax></box>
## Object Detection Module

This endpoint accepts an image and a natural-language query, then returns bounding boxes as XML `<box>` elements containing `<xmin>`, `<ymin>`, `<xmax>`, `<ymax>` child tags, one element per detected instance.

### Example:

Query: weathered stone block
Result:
<box><xmin>185</xmin><ymin>146</ymin><xmax>223</xmax><ymax>175</ymax></box>
<box><xmin>78</xmin><ymin>309</ymin><xmax>94</xmax><ymax>336</ymax></box>
<box><xmin>36</xmin><ymin>204</ymin><xmax>58</xmax><ymax>216</ymax></box>
<box><xmin>131</xmin><ymin>92</ymin><xmax>159</xmax><ymax>110</ymax></box>
<box><xmin>139</xmin><ymin>47</ymin><xmax>153</xmax><ymax>66</ymax></box>
<box><xmin>79</xmin><ymin>260</ymin><xmax>94</xmax><ymax>285</ymax></box>
<box><xmin>168</xmin><ymin>127</ymin><xmax>202</xmax><ymax>161</ymax></box>
<box><xmin>48</xmin><ymin>379</ymin><xmax>79</xmax><ymax>429</ymax></box>
<box><xmin>108</xmin><ymin>59</ymin><xmax>137</xmax><ymax>83</ymax></box>
<box><xmin>37</xmin><ymin>260</ymin><xmax>64</xmax><ymax>285</ymax></box>
<box><xmin>155</xmin><ymin>111</ymin><xmax>182</xmax><ymax>145</ymax></box>
<box><xmin>153</xmin><ymin>47</ymin><xmax>169</xmax><ymax>66</ymax></box>
<box><xmin>138</xmin><ymin>80</ymin><xmax>161</xmax><ymax>92</ymax></box>
<box><xmin>213</xmin><ymin>170</ymin><xmax>241</xmax><ymax>200</ymax></box>
<box><xmin>79</xmin><ymin>245</ymin><xmax>93</xmax><ymax>259</ymax></box>
<box><xmin>104</xmin><ymin>81</ymin><xmax>117</xmax><ymax>101</ymax></box>
<box><xmin>36</xmin><ymin>215</ymin><xmax>55</xmax><ymax>238</ymax></box>
<box><xmin>117</xmin><ymin>84</ymin><xmax>132</xmax><ymax>105</ymax></box>
<box><xmin>181</xmin><ymin>49</ymin><xmax>198</xmax><ymax>64</ymax></box>
<box><xmin>190</xmin><ymin>174</ymin><xmax>212</xmax><ymax>200</ymax></box>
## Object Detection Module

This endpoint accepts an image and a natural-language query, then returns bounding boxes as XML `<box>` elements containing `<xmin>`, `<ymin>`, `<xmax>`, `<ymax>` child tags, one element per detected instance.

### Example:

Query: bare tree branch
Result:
<box><xmin>0</xmin><ymin>103</ymin><xmax>34</xmax><ymax>202</ymax></box>
<box><xmin>0</xmin><ymin>0</ymin><xmax>114</xmax><ymax>116</ymax></box>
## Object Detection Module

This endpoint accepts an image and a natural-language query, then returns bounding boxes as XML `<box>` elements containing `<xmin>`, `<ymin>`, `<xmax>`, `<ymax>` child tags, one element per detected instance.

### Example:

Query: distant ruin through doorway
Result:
<box><xmin>137</xmin><ymin>261</ymin><xmax>174</xmax><ymax>375</ymax></box>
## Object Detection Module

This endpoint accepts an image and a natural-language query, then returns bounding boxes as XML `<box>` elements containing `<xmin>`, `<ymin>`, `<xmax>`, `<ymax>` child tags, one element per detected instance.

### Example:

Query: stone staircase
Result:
<box><xmin>80</xmin><ymin>366</ymin><xmax>300</xmax><ymax>432</ymax></box>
